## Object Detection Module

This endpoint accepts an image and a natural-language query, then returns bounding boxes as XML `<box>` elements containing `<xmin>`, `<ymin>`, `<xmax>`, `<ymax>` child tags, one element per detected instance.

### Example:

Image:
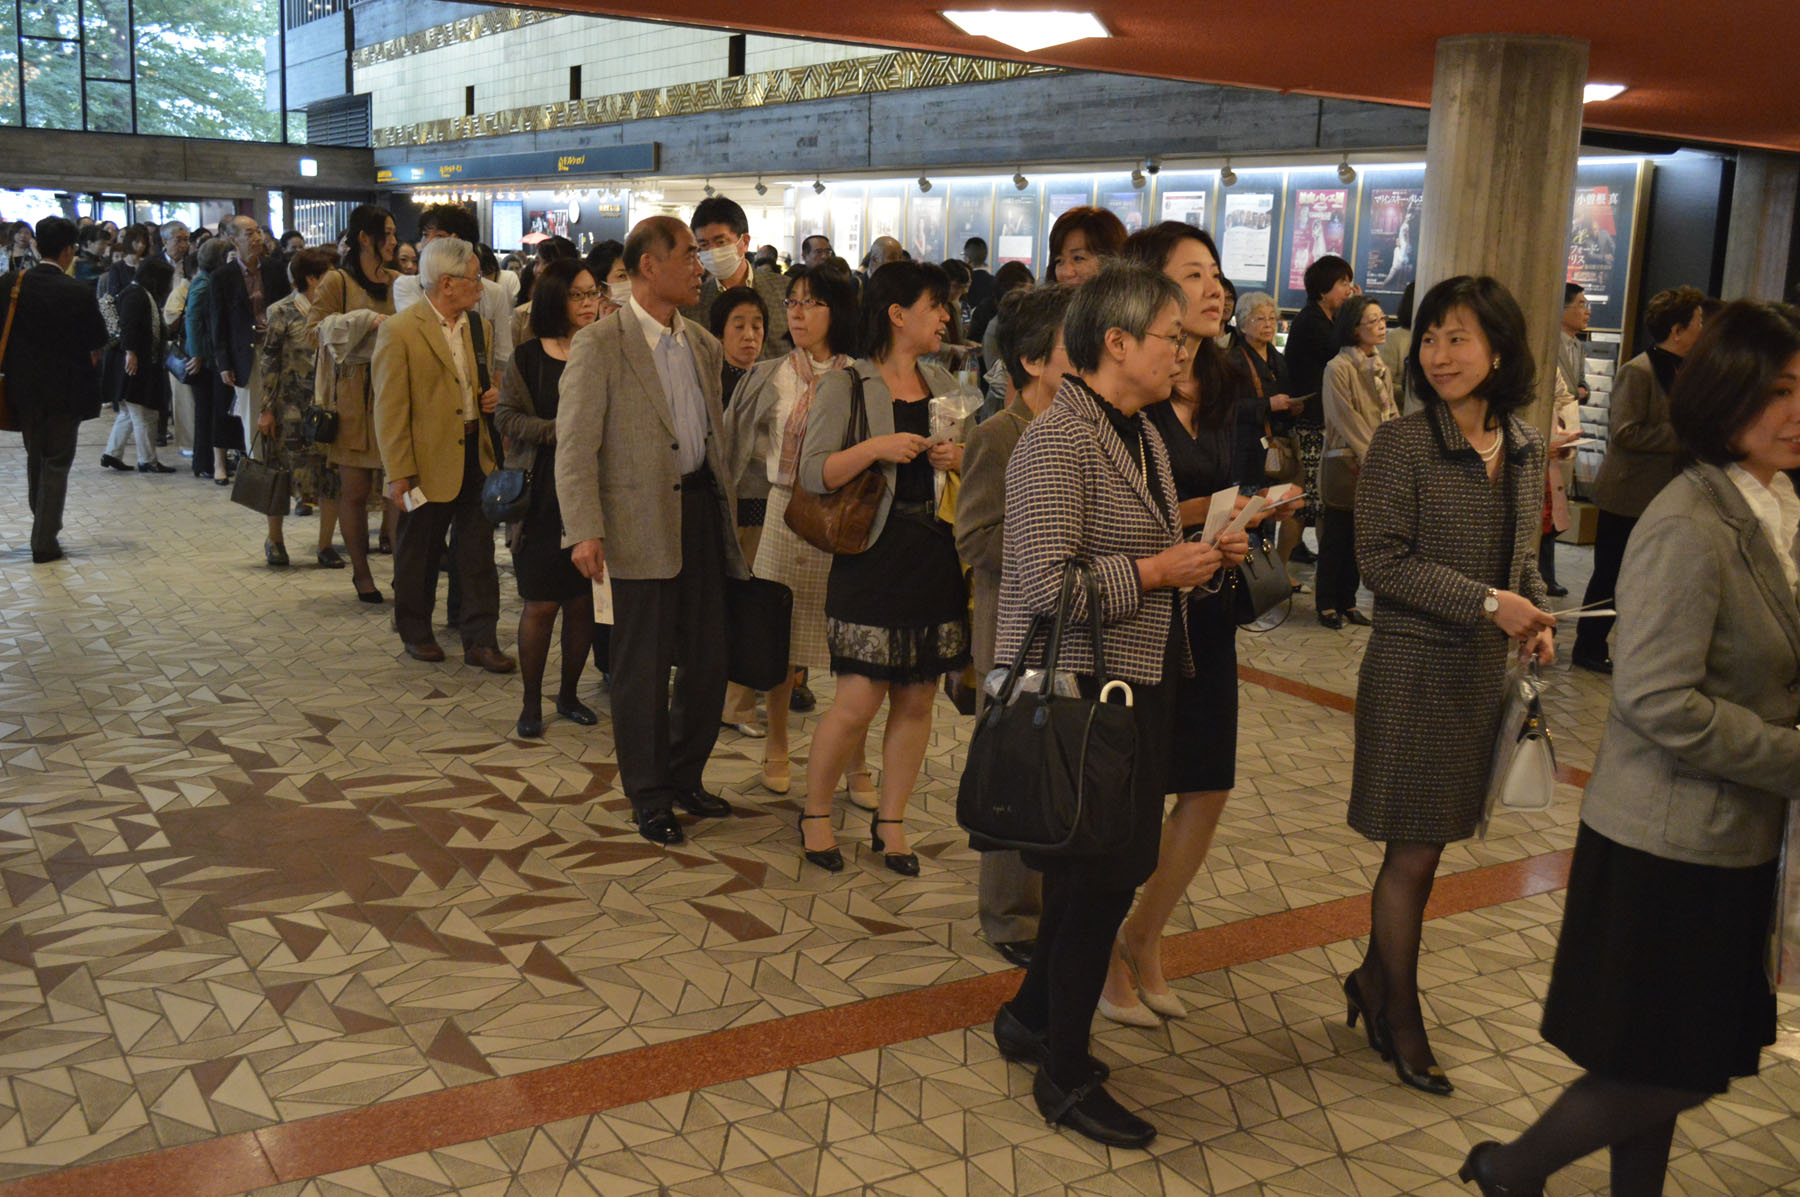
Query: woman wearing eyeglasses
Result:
<box><xmin>721</xmin><ymin>265</ymin><xmax>877</xmax><ymax>803</ymax></box>
<box><xmin>1316</xmin><ymin>296</ymin><xmax>1401</xmax><ymax>628</ymax></box>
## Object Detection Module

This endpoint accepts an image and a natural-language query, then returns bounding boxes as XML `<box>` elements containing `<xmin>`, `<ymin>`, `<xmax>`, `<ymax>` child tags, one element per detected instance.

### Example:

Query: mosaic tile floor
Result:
<box><xmin>1</xmin><ymin>426</ymin><xmax>1795</xmax><ymax>1195</ymax></box>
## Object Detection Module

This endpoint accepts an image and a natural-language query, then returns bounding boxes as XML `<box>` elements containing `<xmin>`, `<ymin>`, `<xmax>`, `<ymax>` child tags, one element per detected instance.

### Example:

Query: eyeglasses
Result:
<box><xmin>1142</xmin><ymin>329</ymin><xmax>1191</xmax><ymax>352</ymax></box>
<box><xmin>1359</xmin><ymin>315</ymin><xmax>1388</xmax><ymax>328</ymax></box>
<box><xmin>783</xmin><ymin>297</ymin><xmax>826</xmax><ymax>311</ymax></box>
<box><xmin>567</xmin><ymin>288</ymin><xmax>600</xmax><ymax>302</ymax></box>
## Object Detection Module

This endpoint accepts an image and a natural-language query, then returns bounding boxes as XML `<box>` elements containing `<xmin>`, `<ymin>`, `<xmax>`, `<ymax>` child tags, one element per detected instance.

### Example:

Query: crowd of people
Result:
<box><xmin>4</xmin><ymin>196</ymin><xmax>1798</xmax><ymax>1193</ymax></box>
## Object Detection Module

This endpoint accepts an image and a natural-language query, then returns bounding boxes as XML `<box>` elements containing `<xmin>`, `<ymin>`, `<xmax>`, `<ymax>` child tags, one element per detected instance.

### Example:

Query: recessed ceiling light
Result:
<box><xmin>1583</xmin><ymin>83</ymin><xmax>1627</xmax><ymax>103</ymax></box>
<box><xmin>941</xmin><ymin>10</ymin><xmax>1108</xmax><ymax>53</ymax></box>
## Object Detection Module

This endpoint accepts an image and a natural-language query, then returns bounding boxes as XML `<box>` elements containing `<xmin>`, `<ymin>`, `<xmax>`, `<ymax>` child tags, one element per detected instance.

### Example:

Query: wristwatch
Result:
<box><xmin>1482</xmin><ymin>588</ymin><xmax>1501</xmax><ymax>618</ymax></box>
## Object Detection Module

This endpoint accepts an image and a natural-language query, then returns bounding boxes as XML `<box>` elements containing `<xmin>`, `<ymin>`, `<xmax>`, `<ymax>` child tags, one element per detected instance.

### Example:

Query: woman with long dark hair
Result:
<box><xmin>795</xmin><ymin>262</ymin><xmax>974</xmax><ymax>875</ymax></box>
<box><xmin>1097</xmin><ymin>222</ymin><xmax>1252</xmax><ymax>1025</ymax></box>
<box><xmin>1345</xmin><ymin>276</ymin><xmax>1555</xmax><ymax>1097</ymax></box>
<box><xmin>100</xmin><ymin>256</ymin><xmax>178</xmax><ymax>473</ymax></box>
<box><xmin>308</xmin><ymin>204</ymin><xmax>399</xmax><ymax>603</ymax></box>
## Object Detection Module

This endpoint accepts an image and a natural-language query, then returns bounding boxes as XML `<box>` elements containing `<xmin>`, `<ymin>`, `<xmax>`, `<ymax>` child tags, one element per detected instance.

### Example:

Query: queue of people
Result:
<box><xmin>7</xmin><ymin>202</ymin><xmax>1797</xmax><ymax>1192</ymax></box>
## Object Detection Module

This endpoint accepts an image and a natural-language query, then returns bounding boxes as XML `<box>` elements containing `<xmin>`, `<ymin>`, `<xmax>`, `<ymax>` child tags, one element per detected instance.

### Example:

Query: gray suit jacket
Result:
<box><xmin>796</xmin><ymin>356</ymin><xmax>965</xmax><ymax>546</ymax></box>
<box><xmin>554</xmin><ymin>304</ymin><xmax>747</xmax><ymax>581</ymax></box>
<box><xmin>1579</xmin><ymin>463</ymin><xmax>1800</xmax><ymax>867</ymax></box>
<box><xmin>1592</xmin><ymin>353</ymin><xmax>1681</xmax><ymax>517</ymax></box>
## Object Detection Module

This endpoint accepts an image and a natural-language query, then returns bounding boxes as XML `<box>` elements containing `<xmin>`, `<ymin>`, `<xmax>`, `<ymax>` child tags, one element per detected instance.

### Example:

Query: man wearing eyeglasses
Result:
<box><xmin>372</xmin><ymin>236</ymin><xmax>515</xmax><ymax>675</ymax></box>
<box><xmin>1558</xmin><ymin>283</ymin><xmax>1591</xmax><ymax>404</ymax></box>
<box><xmin>679</xmin><ymin>196</ymin><xmax>790</xmax><ymax>359</ymax></box>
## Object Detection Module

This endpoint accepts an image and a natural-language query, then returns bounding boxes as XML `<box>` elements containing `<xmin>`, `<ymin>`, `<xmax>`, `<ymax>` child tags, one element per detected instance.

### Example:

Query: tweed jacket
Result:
<box><xmin>956</xmin><ymin>397</ymin><xmax>1035</xmax><ymax>683</ymax></box>
<box><xmin>370</xmin><ymin>299</ymin><xmax>499</xmax><ymax>502</ymax></box>
<box><xmin>1592</xmin><ymin>352</ymin><xmax>1681</xmax><ymax>517</ymax></box>
<box><xmin>994</xmin><ymin>378</ymin><xmax>1192</xmax><ymax>687</ymax></box>
<box><xmin>795</xmin><ymin>357</ymin><xmax>966</xmax><ymax>546</ymax></box>
<box><xmin>553</xmin><ymin>303</ymin><xmax>747</xmax><ymax>581</ymax></box>
<box><xmin>681</xmin><ymin>265</ymin><xmax>791</xmax><ymax>359</ymax></box>
<box><xmin>1356</xmin><ymin>405</ymin><xmax>1549</xmax><ymax>633</ymax></box>
<box><xmin>1579</xmin><ymin>464</ymin><xmax>1800</xmax><ymax>867</ymax></box>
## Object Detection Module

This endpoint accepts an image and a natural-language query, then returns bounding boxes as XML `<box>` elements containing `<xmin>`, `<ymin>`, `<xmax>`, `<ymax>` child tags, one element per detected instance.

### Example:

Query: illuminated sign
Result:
<box><xmin>372</xmin><ymin>143</ymin><xmax>658</xmax><ymax>186</ymax></box>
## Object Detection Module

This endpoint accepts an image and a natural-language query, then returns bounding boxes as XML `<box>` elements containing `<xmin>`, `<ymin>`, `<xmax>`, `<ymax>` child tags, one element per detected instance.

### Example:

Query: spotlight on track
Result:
<box><xmin>1012</xmin><ymin>170</ymin><xmax>1028</xmax><ymax>191</ymax></box>
<box><xmin>1220</xmin><ymin>157</ymin><xmax>1237</xmax><ymax>187</ymax></box>
<box><xmin>754</xmin><ymin>177</ymin><xmax>768</xmax><ymax>196</ymax></box>
<box><xmin>1337</xmin><ymin>154</ymin><xmax>1357</xmax><ymax>184</ymax></box>
<box><xmin>812</xmin><ymin>178</ymin><xmax>827</xmax><ymax>195</ymax></box>
<box><xmin>918</xmin><ymin>176</ymin><xmax>933</xmax><ymax>192</ymax></box>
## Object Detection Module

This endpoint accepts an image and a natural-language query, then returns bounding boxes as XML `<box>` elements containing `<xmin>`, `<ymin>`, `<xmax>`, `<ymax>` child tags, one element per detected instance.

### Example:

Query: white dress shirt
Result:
<box><xmin>424</xmin><ymin>295</ymin><xmax>479</xmax><ymax>423</ymax></box>
<box><xmin>1727</xmin><ymin>463</ymin><xmax>1800</xmax><ymax>592</ymax></box>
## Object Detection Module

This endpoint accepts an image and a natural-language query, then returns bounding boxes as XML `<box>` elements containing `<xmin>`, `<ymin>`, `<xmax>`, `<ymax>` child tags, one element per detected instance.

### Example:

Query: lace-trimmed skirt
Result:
<box><xmin>825</xmin><ymin>503</ymin><xmax>969</xmax><ymax>685</ymax></box>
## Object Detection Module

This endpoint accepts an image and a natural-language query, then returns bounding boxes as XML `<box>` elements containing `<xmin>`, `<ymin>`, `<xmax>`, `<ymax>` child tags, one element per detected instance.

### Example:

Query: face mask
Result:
<box><xmin>700</xmin><ymin>245</ymin><xmax>742</xmax><ymax>281</ymax></box>
<box><xmin>608</xmin><ymin>279</ymin><xmax>632</xmax><ymax>305</ymax></box>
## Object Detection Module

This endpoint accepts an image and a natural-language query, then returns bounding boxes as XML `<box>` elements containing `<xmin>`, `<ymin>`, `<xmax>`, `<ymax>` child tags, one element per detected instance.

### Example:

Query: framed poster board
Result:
<box><xmin>1094</xmin><ymin>173</ymin><xmax>1150</xmax><ymax>238</ymax></box>
<box><xmin>1153</xmin><ymin>171</ymin><xmax>1216</xmax><ymax>231</ymax></box>
<box><xmin>490</xmin><ymin>200</ymin><xmax>523</xmax><ymax>252</ymax></box>
<box><xmin>948</xmin><ymin>181</ymin><xmax>994</xmax><ymax>263</ymax></box>
<box><xmin>995</xmin><ymin>181</ymin><xmax>1043</xmax><ymax>274</ymax></box>
<box><xmin>1353</xmin><ymin>166</ymin><xmax>1425</xmax><ymax>305</ymax></box>
<box><xmin>866</xmin><ymin>182</ymin><xmax>906</xmax><ymax>252</ymax></box>
<box><xmin>1278</xmin><ymin>168</ymin><xmax>1356</xmax><ymax>311</ymax></box>
<box><xmin>828</xmin><ymin>183</ymin><xmax>867</xmax><ymax>270</ymax></box>
<box><xmin>1566</xmin><ymin>159</ymin><xmax>1649</xmax><ymax>334</ymax></box>
<box><xmin>1041</xmin><ymin>176</ymin><xmax>1094</xmax><ymax>270</ymax></box>
<box><xmin>907</xmin><ymin>191</ymin><xmax>947</xmax><ymax>264</ymax></box>
<box><xmin>1216</xmin><ymin>170</ymin><xmax>1283</xmax><ymax>296</ymax></box>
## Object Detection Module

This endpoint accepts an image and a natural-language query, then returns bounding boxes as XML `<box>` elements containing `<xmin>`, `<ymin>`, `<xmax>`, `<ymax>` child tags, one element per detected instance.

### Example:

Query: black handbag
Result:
<box><xmin>230</xmin><ymin>434</ymin><xmax>293</xmax><ymax>518</ymax></box>
<box><xmin>480</xmin><ymin>468</ymin><xmax>531</xmax><ymax>524</ymax></box>
<box><xmin>301</xmin><ymin>404</ymin><xmax>338</xmax><ymax>446</ymax></box>
<box><xmin>956</xmin><ymin>563</ymin><xmax>1139</xmax><ymax>858</ymax></box>
<box><xmin>1229</xmin><ymin>535</ymin><xmax>1292</xmax><ymax>629</ymax></box>
<box><xmin>725</xmin><ymin>576</ymin><xmax>794</xmax><ymax>691</ymax></box>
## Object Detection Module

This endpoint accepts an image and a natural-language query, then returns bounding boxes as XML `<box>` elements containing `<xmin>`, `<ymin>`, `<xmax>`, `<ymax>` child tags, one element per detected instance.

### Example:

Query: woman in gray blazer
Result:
<box><xmin>795</xmin><ymin>262</ymin><xmax>973</xmax><ymax>877</ymax></box>
<box><xmin>1462</xmin><ymin>301</ymin><xmax>1800</xmax><ymax>1197</ymax></box>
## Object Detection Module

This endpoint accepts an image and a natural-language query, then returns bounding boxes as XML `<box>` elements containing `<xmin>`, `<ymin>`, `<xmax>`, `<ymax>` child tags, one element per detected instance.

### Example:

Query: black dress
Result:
<box><xmin>825</xmin><ymin>397</ymin><xmax>970</xmax><ymax>684</ymax></box>
<box><xmin>1146</xmin><ymin>400</ymin><xmax>1239</xmax><ymax>794</ymax></box>
<box><xmin>511</xmin><ymin>345</ymin><xmax>587</xmax><ymax>603</ymax></box>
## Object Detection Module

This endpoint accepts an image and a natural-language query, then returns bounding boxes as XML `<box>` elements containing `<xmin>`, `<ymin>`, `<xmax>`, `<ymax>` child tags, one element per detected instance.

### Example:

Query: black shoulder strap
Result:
<box><xmin>468</xmin><ymin>310</ymin><xmax>491</xmax><ymax>395</ymax></box>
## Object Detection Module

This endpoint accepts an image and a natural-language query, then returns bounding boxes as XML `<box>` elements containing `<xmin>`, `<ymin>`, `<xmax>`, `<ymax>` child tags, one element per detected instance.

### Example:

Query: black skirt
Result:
<box><xmin>1165</xmin><ymin>587</ymin><xmax>1238</xmax><ymax>793</ymax></box>
<box><xmin>512</xmin><ymin>445</ymin><xmax>587</xmax><ymax>603</ymax></box>
<box><xmin>1540</xmin><ymin>822</ymin><xmax>1778</xmax><ymax>1094</ymax></box>
<box><xmin>825</xmin><ymin>504</ymin><xmax>969</xmax><ymax>684</ymax></box>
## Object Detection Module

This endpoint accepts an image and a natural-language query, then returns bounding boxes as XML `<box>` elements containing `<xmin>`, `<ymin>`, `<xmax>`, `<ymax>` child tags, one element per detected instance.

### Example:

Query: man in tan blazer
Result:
<box><xmin>372</xmin><ymin>237</ymin><xmax>514</xmax><ymax>673</ymax></box>
<box><xmin>557</xmin><ymin>215</ymin><xmax>747</xmax><ymax>846</ymax></box>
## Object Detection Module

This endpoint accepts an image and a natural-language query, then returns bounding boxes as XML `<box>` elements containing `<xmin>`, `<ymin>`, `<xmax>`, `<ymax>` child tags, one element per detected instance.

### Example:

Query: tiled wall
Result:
<box><xmin>359</xmin><ymin>17</ymin><xmax>886</xmax><ymax>133</ymax></box>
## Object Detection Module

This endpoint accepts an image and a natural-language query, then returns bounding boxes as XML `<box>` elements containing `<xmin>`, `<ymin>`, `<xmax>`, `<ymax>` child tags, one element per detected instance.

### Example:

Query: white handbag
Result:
<box><xmin>1479</xmin><ymin>659</ymin><xmax>1557</xmax><ymax>837</ymax></box>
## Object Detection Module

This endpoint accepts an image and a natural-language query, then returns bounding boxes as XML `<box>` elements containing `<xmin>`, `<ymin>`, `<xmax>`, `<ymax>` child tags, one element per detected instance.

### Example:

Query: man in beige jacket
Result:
<box><xmin>372</xmin><ymin>237</ymin><xmax>514</xmax><ymax>673</ymax></box>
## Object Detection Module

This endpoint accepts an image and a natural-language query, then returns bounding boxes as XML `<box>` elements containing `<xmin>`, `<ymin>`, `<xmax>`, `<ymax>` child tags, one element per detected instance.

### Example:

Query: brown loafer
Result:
<box><xmin>463</xmin><ymin>646</ymin><xmax>516</xmax><ymax>674</ymax></box>
<box><xmin>404</xmin><ymin>640</ymin><xmax>446</xmax><ymax>663</ymax></box>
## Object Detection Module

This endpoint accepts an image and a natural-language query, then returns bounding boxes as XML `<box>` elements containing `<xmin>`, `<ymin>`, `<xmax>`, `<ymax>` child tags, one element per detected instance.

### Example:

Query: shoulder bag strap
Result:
<box><xmin>1038</xmin><ymin>562</ymin><xmax>1083</xmax><ymax>695</ymax></box>
<box><xmin>1081</xmin><ymin>562</ymin><xmax>1112</xmax><ymax>685</ymax></box>
<box><xmin>1237</xmin><ymin>343</ymin><xmax>1266</xmax><ymax>399</ymax></box>
<box><xmin>845</xmin><ymin>368</ymin><xmax>869</xmax><ymax>448</ymax></box>
<box><xmin>0</xmin><ymin>274</ymin><xmax>25</xmax><ymax>371</ymax></box>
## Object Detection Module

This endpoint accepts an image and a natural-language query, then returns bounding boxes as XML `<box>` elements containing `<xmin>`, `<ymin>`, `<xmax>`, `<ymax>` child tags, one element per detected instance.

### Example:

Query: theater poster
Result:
<box><xmin>1160</xmin><ymin>190</ymin><xmax>1209</xmax><ymax>228</ymax></box>
<box><xmin>908</xmin><ymin>193</ymin><xmax>946</xmax><ymax>263</ymax></box>
<box><xmin>1355</xmin><ymin>171</ymin><xmax>1424</xmax><ymax>303</ymax></box>
<box><xmin>1565</xmin><ymin>160</ymin><xmax>1646</xmax><ymax>333</ymax></box>
<box><xmin>1219</xmin><ymin>187</ymin><xmax>1278</xmax><ymax>292</ymax></box>
<box><xmin>1286</xmin><ymin>188</ymin><xmax>1349</xmax><ymax>291</ymax></box>
<box><xmin>995</xmin><ymin>184</ymin><xmax>1041</xmax><ymax>271</ymax></box>
<box><xmin>947</xmin><ymin>183</ymin><xmax>992</xmax><ymax>256</ymax></box>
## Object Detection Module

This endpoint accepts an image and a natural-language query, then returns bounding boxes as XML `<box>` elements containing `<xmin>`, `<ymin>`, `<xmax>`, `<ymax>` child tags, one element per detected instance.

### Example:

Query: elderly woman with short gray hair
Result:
<box><xmin>1234</xmin><ymin>290</ymin><xmax>1306</xmax><ymax>580</ymax></box>
<box><xmin>985</xmin><ymin>260</ymin><xmax>1227</xmax><ymax>1151</ymax></box>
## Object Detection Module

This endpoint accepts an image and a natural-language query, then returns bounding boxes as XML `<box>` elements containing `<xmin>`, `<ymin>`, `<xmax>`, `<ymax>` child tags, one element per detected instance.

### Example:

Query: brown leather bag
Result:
<box><xmin>784</xmin><ymin>370</ymin><xmax>888</xmax><ymax>555</ymax></box>
<box><xmin>0</xmin><ymin>274</ymin><xmax>22</xmax><ymax>432</ymax></box>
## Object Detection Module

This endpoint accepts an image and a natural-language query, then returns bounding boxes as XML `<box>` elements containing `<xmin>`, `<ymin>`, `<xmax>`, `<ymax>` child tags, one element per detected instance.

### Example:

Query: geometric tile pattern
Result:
<box><xmin>3</xmin><ymin>425</ymin><xmax>1796</xmax><ymax>1193</ymax></box>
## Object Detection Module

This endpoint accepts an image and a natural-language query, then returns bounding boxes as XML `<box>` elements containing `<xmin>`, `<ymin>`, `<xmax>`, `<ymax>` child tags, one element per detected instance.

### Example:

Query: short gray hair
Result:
<box><xmin>1237</xmin><ymin>290</ymin><xmax>1277</xmax><ymax>323</ymax></box>
<box><xmin>421</xmin><ymin>236</ymin><xmax>477</xmax><ymax>293</ymax></box>
<box><xmin>159</xmin><ymin>220</ymin><xmax>188</xmax><ymax>246</ymax></box>
<box><xmin>196</xmin><ymin>237</ymin><xmax>232</xmax><ymax>273</ymax></box>
<box><xmin>1063</xmin><ymin>260</ymin><xmax>1186</xmax><ymax>372</ymax></box>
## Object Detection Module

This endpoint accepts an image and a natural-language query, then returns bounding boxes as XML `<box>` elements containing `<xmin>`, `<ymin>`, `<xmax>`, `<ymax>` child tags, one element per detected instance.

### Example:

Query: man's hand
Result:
<box><xmin>220</xmin><ymin>369</ymin><xmax>236</xmax><ymax>387</ymax></box>
<box><xmin>124</xmin><ymin>351</ymin><xmax>139</xmax><ymax>376</ymax></box>
<box><xmin>387</xmin><ymin>476</ymin><xmax>415</xmax><ymax>508</ymax></box>
<box><xmin>926</xmin><ymin>441</ymin><xmax>962</xmax><ymax>471</ymax></box>
<box><xmin>479</xmin><ymin>386</ymin><xmax>499</xmax><ymax>415</ymax></box>
<box><xmin>571</xmin><ymin>538</ymin><xmax>606</xmax><ymax>581</ymax></box>
<box><xmin>257</xmin><ymin>410</ymin><xmax>275</xmax><ymax>436</ymax></box>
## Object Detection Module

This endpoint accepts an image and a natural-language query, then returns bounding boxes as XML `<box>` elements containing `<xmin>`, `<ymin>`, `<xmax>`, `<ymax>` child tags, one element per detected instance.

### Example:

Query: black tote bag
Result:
<box><xmin>725</xmin><ymin>576</ymin><xmax>794</xmax><ymax>691</ymax></box>
<box><xmin>956</xmin><ymin>563</ymin><xmax>1139</xmax><ymax>858</ymax></box>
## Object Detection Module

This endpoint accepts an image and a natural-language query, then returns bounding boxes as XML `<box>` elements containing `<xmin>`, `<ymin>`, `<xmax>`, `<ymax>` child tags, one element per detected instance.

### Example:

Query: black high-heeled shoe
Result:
<box><xmin>1458</xmin><ymin>1141</ymin><xmax>1542</xmax><ymax>1195</ymax></box>
<box><xmin>1377</xmin><ymin>1013</ymin><xmax>1454</xmax><ymax>1096</ymax></box>
<box><xmin>799</xmin><ymin>813</ymin><xmax>844</xmax><ymax>873</ymax></box>
<box><xmin>1341</xmin><ymin>973</ymin><xmax>1392</xmax><ymax>1060</ymax></box>
<box><xmin>554</xmin><ymin>697</ymin><xmax>598</xmax><ymax>726</ymax></box>
<box><xmin>871</xmin><ymin>815</ymin><xmax>920</xmax><ymax>876</ymax></box>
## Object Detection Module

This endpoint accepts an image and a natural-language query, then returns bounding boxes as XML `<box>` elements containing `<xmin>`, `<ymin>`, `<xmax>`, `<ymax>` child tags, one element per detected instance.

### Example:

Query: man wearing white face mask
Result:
<box><xmin>680</xmin><ymin>196</ymin><xmax>789</xmax><ymax>360</ymax></box>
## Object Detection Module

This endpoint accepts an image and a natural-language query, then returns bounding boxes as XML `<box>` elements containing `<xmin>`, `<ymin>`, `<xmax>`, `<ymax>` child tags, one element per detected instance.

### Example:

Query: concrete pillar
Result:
<box><xmin>1720</xmin><ymin>152</ymin><xmax>1799</xmax><ymax>302</ymax></box>
<box><xmin>1416</xmin><ymin>35</ymin><xmax>1589</xmax><ymax>430</ymax></box>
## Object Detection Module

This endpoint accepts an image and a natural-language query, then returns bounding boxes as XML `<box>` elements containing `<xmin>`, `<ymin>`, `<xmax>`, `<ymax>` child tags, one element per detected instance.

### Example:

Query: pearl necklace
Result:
<box><xmin>1473</xmin><ymin>427</ymin><xmax>1504</xmax><ymax>464</ymax></box>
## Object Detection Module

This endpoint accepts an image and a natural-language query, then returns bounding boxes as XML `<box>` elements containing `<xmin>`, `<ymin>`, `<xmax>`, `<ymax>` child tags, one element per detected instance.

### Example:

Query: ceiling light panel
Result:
<box><xmin>941</xmin><ymin>10</ymin><xmax>1109</xmax><ymax>53</ymax></box>
<box><xmin>1583</xmin><ymin>83</ymin><xmax>1627</xmax><ymax>103</ymax></box>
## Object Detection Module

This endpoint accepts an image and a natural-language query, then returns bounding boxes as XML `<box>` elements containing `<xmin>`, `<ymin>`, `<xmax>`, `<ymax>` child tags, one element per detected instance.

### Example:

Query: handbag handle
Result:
<box><xmin>842</xmin><ymin>369</ymin><xmax>870</xmax><ymax>450</ymax></box>
<box><xmin>1038</xmin><ymin>561</ymin><xmax>1113</xmax><ymax>695</ymax></box>
<box><xmin>987</xmin><ymin>611</ymin><xmax>1051</xmax><ymax>714</ymax></box>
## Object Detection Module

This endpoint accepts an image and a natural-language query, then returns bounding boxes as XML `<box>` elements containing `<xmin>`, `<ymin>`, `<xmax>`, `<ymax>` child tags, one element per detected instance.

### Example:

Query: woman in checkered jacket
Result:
<box><xmin>987</xmin><ymin>261</ymin><xmax>1229</xmax><ymax>1151</ymax></box>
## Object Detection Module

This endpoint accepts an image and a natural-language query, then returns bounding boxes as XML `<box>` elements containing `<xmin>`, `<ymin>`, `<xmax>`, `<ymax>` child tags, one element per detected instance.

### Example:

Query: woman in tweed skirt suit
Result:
<box><xmin>1345</xmin><ymin>277</ymin><xmax>1556</xmax><ymax>1098</ymax></box>
<box><xmin>989</xmin><ymin>263</ymin><xmax>1229</xmax><ymax>1149</ymax></box>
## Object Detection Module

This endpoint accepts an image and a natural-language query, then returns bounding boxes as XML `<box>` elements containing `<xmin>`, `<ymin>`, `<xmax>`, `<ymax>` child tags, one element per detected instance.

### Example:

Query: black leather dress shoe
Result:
<box><xmin>1544</xmin><ymin>582</ymin><xmax>1569</xmax><ymax>598</ymax></box>
<box><xmin>673</xmin><ymin>788</ymin><xmax>731</xmax><ymax>818</ymax></box>
<box><xmin>1343</xmin><ymin>607</ymin><xmax>1372</xmax><ymax>627</ymax></box>
<box><xmin>138</xmin><ymin>461</ymin><xmax>177</xmax><ymax>474</ymax></box>
<box><xmin>555</xmin><ymin>698</ymin><xmax>599</xmax><ymax>726</ymax></box>
<box><xmin>1032</xmin><ymin>1068</ymin><xmax>1154</xmax><ymax>1149</ymax></box>
<box><xmin>1571</xmin><ymin>653</ymin><xmax>1613</xmax><ymax>675</ymax></box>
<box><xmin>993</xmin><ymin>1004</ymin><xmax>1109</xmax><ymax>1081</ymax></box>
<box><xmin>637</xmin><ymin>810</ymin><xmax>685</xmax><ymax>846</ymax></box>
<box><xmin>994</xmin><ymin>939</ymin><xmax>1035</xmax><ymax>968</ymax></box>
<box><xmin>100</xmin><ymin>454</ymin><xmax>131</xmax><ymax>472</ymax></box>
<box><xmin>1317</xmin><ymin>609</ymin><xmax>1345</xmax><ymax>630</ymax></box>
<box><xmin>31</xmin><ymin>542</ymin><xmax>64</xmax><ymax>564</ymax></box>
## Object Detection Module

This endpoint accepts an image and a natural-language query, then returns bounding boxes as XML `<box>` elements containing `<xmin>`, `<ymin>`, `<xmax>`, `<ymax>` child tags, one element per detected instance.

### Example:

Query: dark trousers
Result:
<box><xmin>191</xmin><ymin>370</ymin><xmax>218</xmax><ymax>473</ymax></box>
<box><xmin>391</xmin><ymin>439</ymin><xmax>500</xmax><ymax>650</ymax></box>
<box><xmin>1574</xmin><ymin>510</ymin><xmax>1636</xmax><ymax>661</ymax></box>
<box><xmin>1316</xmin><ymin>505</ymin><xmax>1361</xmax><ymax>612</ymax></box>
<box><xmin>608</xmin><ymin>483</ymin><xmax>729</xmax><ymax>819</ymax></box>
<box><xmin>1007</xmin><ymin>868</ymin><xmax>1134</xmax><ymax>1084</ymax></box>
<box><xmin>18</xmin><ymin>404</ymin><xmax>80</xmax><ymax>556</ymax></box>
<box><xmin>1539</xmin><ymin>531</ymin><xmax>1561</xmax><ymax>587</ymax></box>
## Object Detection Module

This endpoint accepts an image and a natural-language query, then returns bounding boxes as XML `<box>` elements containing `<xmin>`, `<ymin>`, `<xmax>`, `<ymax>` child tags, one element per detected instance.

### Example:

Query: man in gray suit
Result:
<box><xmin>557</xmin><ymin>216</ymin><xmax>748</xmax><ymax>846</ymax></box>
